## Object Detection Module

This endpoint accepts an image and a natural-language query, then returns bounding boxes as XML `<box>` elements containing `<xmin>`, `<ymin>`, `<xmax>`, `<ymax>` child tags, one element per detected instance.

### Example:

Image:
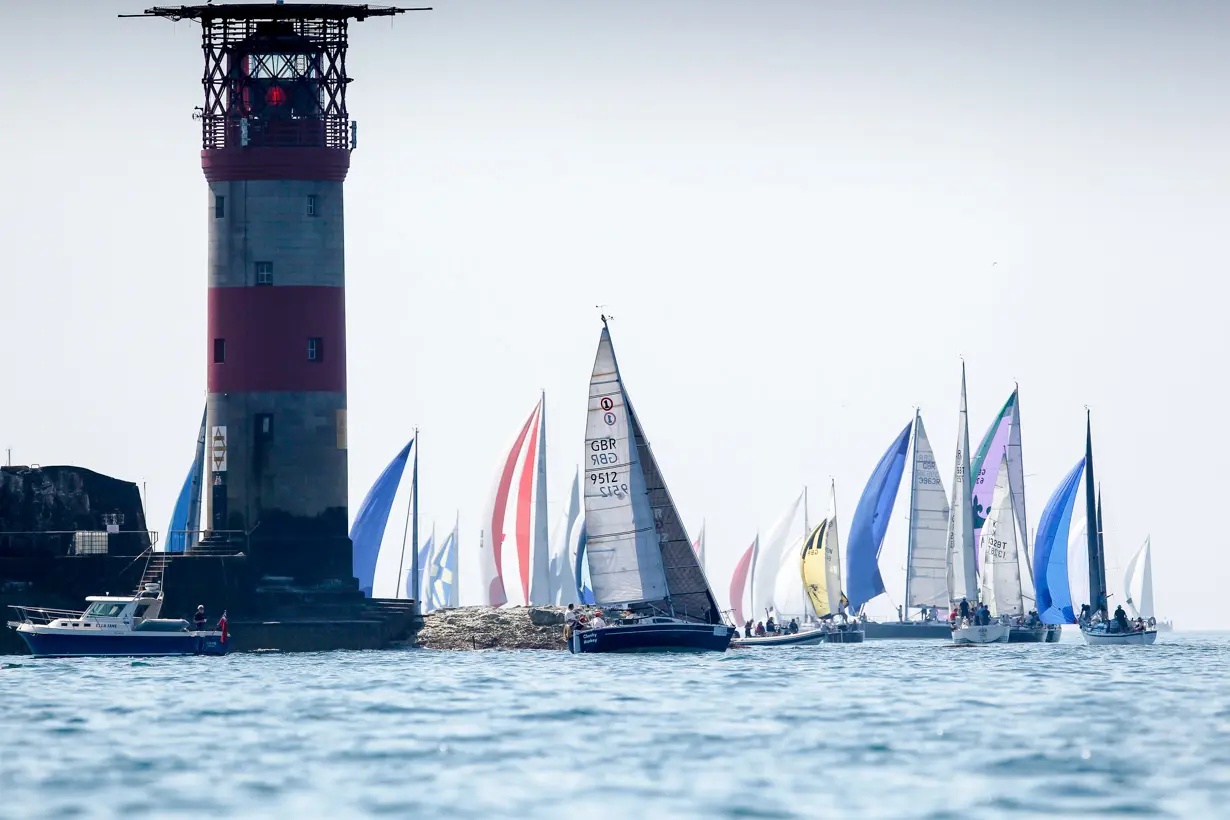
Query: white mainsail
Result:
<box><xmin>751</xmin><ymin>491</ymin><xmax>806</xmax><ymax>620</ymax></box>
<box><xmin>906</xmin><ymin>413</ymin><xmax>950</xmax><ymax>610</ymax></box>
<box><xmin>980</xmin><ymin>456</ymin><xmax>1024</xmax><ymax>617</ymax></box>
<box><xmin>946</xmin><ymin>365</ymin><xmax>978</xmax><ymax>606</ymax></box>
<box><xmin>583</xmin><ymin>325</ymin><xmax>668</xmax><ymax>605</ymax></box>
<box><xmin>1124</xmin><ymin>537</ymin><xmax>1154</xmax><ymax>620</ymax></box>
<box><xmin>547</xmin><ymin>469</ymin><xmax>582</xmax><ymax>605</ymax></box>
<box><xmin>1005</xmin><ymin>387</ymin><xmax>1034</xmax><ymax>604</ymax></box>
<box><xmin>823</xmin><ymin>481</ymin><xmax>843</xmax><ymax>614</ymax></box>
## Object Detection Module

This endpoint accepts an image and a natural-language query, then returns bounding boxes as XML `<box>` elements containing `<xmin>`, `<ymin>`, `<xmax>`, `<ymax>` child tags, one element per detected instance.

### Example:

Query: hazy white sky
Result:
<box><xmin>1</xmin><ymin>1</ymin><xmax>1226</xmax><ymax>625</ymax></box>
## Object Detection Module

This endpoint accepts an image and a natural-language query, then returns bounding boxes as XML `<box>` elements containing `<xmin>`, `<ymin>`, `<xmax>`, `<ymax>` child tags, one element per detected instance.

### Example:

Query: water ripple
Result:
<box><xmin>1</xmin><ymin>633</ymin><xmax>1227</xmax><ymax>817</ymax></box>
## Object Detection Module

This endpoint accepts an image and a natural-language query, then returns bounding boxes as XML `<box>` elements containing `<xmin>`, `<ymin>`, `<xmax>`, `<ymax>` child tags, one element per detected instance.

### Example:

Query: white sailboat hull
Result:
<box><xmin>951</xmin><ymin>623</ymin><xmax>1010</xmax><ymax>645</ymax></box>
<box><xmin>1080</xmin><ymin>625</ymin><xmax>1158</xmax><ymax>646</ymax></box>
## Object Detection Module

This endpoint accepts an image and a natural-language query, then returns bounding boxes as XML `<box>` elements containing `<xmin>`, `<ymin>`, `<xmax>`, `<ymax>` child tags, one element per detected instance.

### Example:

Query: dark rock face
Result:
<box><xmin>416</xmin><ymin>606</ymin><xmax>567</xmax><ymax>650</ymax></box>
<box><xmin>0</xmin><ymin>466</ymin><xmax>151</xmax><ymax>557</ymax></box>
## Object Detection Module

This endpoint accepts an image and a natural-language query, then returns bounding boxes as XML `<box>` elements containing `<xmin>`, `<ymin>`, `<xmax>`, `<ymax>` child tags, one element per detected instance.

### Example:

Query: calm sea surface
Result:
<box><xmin>2</xmin><ymin>632</ymin><xmax>1228</xmax><ymax>819</ymax></box>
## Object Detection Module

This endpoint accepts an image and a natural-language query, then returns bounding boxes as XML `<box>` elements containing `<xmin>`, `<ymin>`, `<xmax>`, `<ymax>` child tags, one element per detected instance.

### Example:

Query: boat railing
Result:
<box><xmin>7</xmin><ymin>604</ymin><xmax>85</xmax><ymax>625</ymax></box>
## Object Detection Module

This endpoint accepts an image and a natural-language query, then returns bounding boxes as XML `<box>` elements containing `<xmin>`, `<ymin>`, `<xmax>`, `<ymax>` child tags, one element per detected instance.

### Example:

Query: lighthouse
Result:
<box><xmin>137</xmin><ymin>4</ymin><xmax>411</xmax><ymax>581</ymax></box>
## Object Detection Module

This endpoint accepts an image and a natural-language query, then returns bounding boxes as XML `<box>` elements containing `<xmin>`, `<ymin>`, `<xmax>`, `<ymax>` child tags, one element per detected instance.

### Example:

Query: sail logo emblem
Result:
<box><xmin>604</xmin><ymin>412</ymin><xmax>617</xmax><ymax>426</ymax></box>
<box><xmin>600</xmin><ymin>397</ymin><xmax>614</xmax><ymax>411</ymax></box>
<box><xmin>211</xmin><ymin>426</ymin><xmax>228</xmax><ymax>472</ymax></box>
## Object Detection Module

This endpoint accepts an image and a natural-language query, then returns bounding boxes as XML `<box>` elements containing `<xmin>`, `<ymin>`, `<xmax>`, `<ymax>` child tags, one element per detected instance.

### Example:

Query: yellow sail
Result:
<box><xmin>801</xmin><ymin>522</ymin><xmax>833</xmax><ymax>617</ymax></box>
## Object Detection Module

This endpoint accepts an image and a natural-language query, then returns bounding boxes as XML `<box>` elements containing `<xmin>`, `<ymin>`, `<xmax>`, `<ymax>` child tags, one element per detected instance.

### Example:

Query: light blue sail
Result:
<box><xmin>846</xmin><ymin>422</ymin><xmax>913</xmax><ymax>611</ymax></box>
<box><xmin>351</xmin><ymin>439</ymin><xmax>414</xmax><ymax>597</ymax></box>
<box><xmin>426</xmin><ymin>525</ymin><xmax>459</xmax><ymax>611</ymax></box>
<box><xmin>164</xmin><ymin>409</ymin><xmax>206</xmax><ymax>554</ymax></box>
<box><xmin>1033</xmin><ymin>458</ymin><xmax>1086</xmax><ymax>624</ymax></box>
<box><xmin>574</xmin><ymin>520</ymin><xmax>594</xmax><ymax>605</ymax></box>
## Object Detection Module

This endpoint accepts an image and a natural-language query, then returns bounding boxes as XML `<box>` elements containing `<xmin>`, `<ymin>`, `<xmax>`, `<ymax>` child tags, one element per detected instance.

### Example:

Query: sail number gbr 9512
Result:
<box><xmin>590</xmin><ymin>469</ymin><xmax>628</xmax><ymax>498</ymax></box>
<box><xmin>589</xmin><ymin>436</ymin><xmax>618</xmax><ymax>466</ymax></box>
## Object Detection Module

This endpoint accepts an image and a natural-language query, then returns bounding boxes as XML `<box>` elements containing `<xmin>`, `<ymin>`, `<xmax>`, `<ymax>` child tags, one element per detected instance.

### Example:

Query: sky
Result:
<box><xmin>1</xmin><ymin>1</ymin><xmax>1227</xmax><ymax>625</ymax></box>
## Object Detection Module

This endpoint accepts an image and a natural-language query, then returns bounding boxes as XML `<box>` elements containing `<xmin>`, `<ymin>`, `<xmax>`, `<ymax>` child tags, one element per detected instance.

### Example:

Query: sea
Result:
<box><xmin>2</xmin><ymin>632</ymin><xmax>1228</xmax><ymax>819</ymax></box>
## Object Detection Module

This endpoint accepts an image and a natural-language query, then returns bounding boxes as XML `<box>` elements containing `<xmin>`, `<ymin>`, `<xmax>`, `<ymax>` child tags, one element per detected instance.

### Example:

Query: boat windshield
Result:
<box><xmin>85</xmin><ymin>602</ymin><xmax>128</xmax><ymax>618</ymax></box>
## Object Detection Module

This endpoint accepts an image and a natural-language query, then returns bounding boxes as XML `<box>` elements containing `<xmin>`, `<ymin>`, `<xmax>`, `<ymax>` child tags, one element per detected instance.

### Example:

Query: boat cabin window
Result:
<box><xmin>85</xmin><ymin>602</ymin><xmax>127</xmax><ymax>618</ymax></box>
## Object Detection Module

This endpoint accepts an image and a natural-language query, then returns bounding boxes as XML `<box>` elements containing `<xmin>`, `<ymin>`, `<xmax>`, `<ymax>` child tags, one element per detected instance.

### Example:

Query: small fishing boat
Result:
<box><xmin>569</xmin><ymin>319</ymin><xmax>734</xmax><ymax>654</ymax></box>
<box><xmin>7</xmin><ymin>583</ymin><xmax>228</xmax><ymax>658</ymax></box>
<box><xmin>1076</xmin><ymin>412</ymin><xmax>1156</xmax><ymax>646</ymax></box>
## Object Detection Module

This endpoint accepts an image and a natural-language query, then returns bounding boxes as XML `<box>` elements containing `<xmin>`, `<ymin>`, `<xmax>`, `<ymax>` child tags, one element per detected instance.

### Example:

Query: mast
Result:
<box><xmin>412</xmin><ymin>429</ymin><xmax>420</xmax><ymax>611</ymax></box>
<box><xmin>396</xmin><ymin>432</ymin><xmax>417</xmax><ymax>601</ymax></box>
<box><xmin>1096</xmin><ymin>485</ymin><xmax>1108</xmax><ymax>616</ymax></box>
<box><xmin>904</xmin><ymin>410</ymin><xmax>919</xmax><ymax>618</ymax></box>
<box><xmin>1084</xmin><ymin>411</ymin><xmax>1105</xmax><ymax>619</ymax></box>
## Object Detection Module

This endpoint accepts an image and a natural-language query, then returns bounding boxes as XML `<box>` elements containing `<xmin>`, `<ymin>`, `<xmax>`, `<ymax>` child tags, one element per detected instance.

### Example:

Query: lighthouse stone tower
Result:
<box><xmin>144</xmin><ymin>4</ymin><xmax>407</xmax><ymax>582</ymax></box>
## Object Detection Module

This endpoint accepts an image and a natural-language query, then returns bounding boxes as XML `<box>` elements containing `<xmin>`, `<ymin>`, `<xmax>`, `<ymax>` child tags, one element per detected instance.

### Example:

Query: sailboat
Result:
<box><xmin>351</xmin><ymin>434</ymin><xmax>419</xmax><ymax>601</ymax></box>
<box><xmin>1124</xmin><ymin>536</ymin><xmax>1157</xmax><ymax>627</ymax></box>
<box><xmin>805</xmin><ymin>483</ymin><xmax>863</xmax><ymax>642</ymax></box>
<box><xmin>1077</xmin><ymin>412</ymin><xmax>1156</xmax><ymax>645</ymax></box>
<box><xmin>478</xmin><ymin>394</ymin><xmax>551</xmax><ymax>607</ymax></box>
<box><xmin>569</xmin><ymin>319</ymin><xmax>734</xmax><ymax>654</ymax></box>
<box><xmin>747</xmin><ymin>491</ymin><xmax>807</xmax><ymax>627</ymax></box>
<box><xmin>844</xmin><ymin>414</ymin><xmax>952</xmax><ymax>640</ymax></box>
<box><xmin>732</xmin><ymin>487</ymin><xmax>834</xmax><ymax>647</ymax></box>
<box><xmin>948</xmin><ymin>365</ymin><xmax>1009</xmax><ymax>645</ymax></box>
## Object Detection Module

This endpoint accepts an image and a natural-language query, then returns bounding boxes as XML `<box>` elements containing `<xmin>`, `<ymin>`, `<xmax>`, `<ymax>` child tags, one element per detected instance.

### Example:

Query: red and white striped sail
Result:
<box><xmin>479</xmin><ymin>395</ymin><xmax>551</xmax><ymax>607</ymax></box>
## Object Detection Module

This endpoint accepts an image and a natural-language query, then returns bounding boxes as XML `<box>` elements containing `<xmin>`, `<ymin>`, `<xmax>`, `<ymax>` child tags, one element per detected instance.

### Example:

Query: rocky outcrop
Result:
<box><xmin>415</xmin><ymin>606</ymin><xmax>567</xmax><ymax>650</ymax></box>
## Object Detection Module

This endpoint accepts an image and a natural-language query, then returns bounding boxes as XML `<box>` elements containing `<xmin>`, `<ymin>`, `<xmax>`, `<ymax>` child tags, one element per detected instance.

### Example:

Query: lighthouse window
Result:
<box><xmin>256</xmin><ymin>413</ymin><xmax>274</xmax><ymax>441</ymax></box>
<box><xmin>213</xmin><ymin>338</ymin><xmax>226</xmax><ymax>363</ymax></box>
<box><xmin>308</xmin><ymin>337</ymin><xmax>323</xmax><ymax>362</ymax></box>
<box><xmin>214</xmin><ymin>194</ymin><xmax>225</xmax><ymax>218</ymax></box>
<box><xmin>255</xmin><ymin>261</ymin><xmax>273</xmax><ymax>285</ymax></box>
<box><xmin>307</xmin><ymin>195</ymin><xmax>318</xmax><ymax>217</ymax></box>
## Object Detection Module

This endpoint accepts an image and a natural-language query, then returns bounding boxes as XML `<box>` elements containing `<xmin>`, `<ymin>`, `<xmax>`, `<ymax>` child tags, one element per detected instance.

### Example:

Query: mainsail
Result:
<box><xmin>945</xmin><ymin>365</ymin><xmax>978</xmax><ymax>606</ymax></box>
<box><xmin>1124</xmin><ymin>537</ymin><xmax>1154</xmax><ymax>620</ymax></box>
<box><xmin>693</xmin><ymin>523</ymin><xmax>706</xmax><ymax>569</ymax></box>
<box><xmin>548</xmin><ymin>469</ymin><xmax>583</xmax><ymax>605</ymax></box>
<box><xmin>479</xmin><ymin>395</ymin><xmax>551</xmax><ymax>607</ymax></box>
<box><xmin>164</xmin><ymin>408</ymin><xmax>207</xmax><ymax>554</ymax></box>
<box><xmin>350</xmin><ymin>437</ymin><xmax>415</xmax><ymax>598</ymax></box>
<box><xmin>979</xmin><ymin>456</ymin><xmax>1024</xmax><ymax>617</ymax></box>
<box><xmin>583</xmin><ymin>321</ymin><xmax>720</xmax><ymax>623</ymax></box>
<box><xmin>845</xmin><ymin>423</ymin><xmax>912</xmax><ymax>611</ymax></box>
<box><xmin>750</xmin><ymin>492</ymin><xmax>805</xmax><ymax>619</ymax></box>
<box><xmin>1031</xmin><ymin>458</ymin><xmax>1085</xmax><ymax>624</ymax></box>
<box><xmin>822</xmin><ymin>481</ymin><xmax>843</xmax><ymax>617</ymax></box>
<box><xmin>582</xmin><ymin>324</ymin><xmax>669</xmax><ymax>607</ymax></box>
<box><xmin>905</xmin><ymin>412</ymin><xmax>950</xmax><ymax>611</ymax></box>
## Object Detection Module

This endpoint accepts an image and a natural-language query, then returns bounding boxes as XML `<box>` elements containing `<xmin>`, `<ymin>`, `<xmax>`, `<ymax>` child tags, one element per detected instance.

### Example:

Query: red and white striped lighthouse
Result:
<box><xmin>142</xmin><ymin>4</ymin><xmax>411</xmax><ymax>580</ymax></box>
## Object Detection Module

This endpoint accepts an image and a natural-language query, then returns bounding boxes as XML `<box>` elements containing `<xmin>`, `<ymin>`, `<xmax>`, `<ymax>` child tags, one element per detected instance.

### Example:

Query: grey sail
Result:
<box><xmin>626</xmin><ymin>401</ymin><xmax>723</xmax><ymax>624</ymax></box>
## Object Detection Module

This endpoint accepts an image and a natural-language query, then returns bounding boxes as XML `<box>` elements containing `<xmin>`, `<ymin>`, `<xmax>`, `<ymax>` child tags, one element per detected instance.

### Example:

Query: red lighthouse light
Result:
<box><xmin>266</xmin><ymin>85</ymin><xmax>287</xmax><ymax>106</ymax></box>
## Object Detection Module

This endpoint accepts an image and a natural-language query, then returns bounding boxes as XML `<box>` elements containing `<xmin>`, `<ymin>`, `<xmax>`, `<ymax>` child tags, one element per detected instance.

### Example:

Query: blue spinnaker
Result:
<box><xmin>351</xmin><ymin>440</ymin><xmax>414</xmax><ymax>597</ymax></box>
<box><xmin>846</xmin><ymin>422</ymin><xmax>912</xmax><ymax>611</ymax></box>
<box><xmin>1033</xmin><ymin>458</ymin><xmax>1085</xmax><ymax>624</ymax></box>
<box><xmin>574</xmin><ymin>520</ymin><xmax>594</xmax><ymax>605</ymax></box>
<box><xmin>165</xmin><ymin>464</ymin><xmax>196</xmax><ymax>554</ymax></box>
<box><xmin>427</xmin><ymin>529</ymin><xmax>457</xmax><ymax>611</ymax></box>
